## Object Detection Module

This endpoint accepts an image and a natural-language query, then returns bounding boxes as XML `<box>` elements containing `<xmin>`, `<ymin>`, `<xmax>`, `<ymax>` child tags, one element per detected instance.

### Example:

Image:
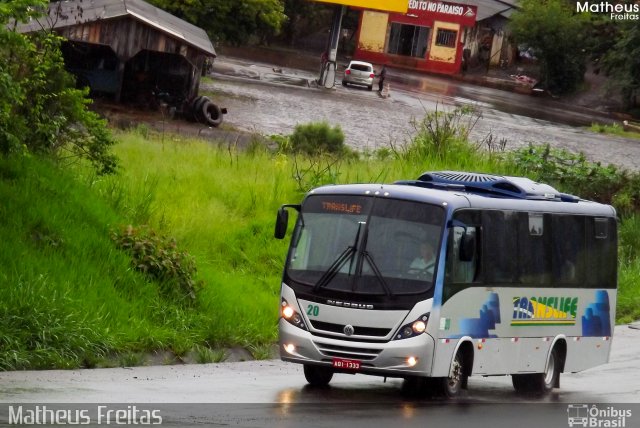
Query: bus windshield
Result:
<box><xmin>285</xmin><ymin>195</ymin><xmax>445</xmax><ymax>296</ymax></box>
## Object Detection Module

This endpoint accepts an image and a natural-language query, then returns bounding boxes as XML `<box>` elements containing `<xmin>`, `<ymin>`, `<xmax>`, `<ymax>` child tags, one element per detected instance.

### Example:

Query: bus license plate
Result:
<box><xmin>332</xmin><ymin>358</ymin><xmax>361</xmax><ymax>370</ymax></box>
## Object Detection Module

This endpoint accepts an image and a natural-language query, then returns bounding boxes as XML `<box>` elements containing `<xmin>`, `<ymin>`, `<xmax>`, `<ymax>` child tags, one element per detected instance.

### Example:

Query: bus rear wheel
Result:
<box><xmin>303</xmin><ymin>364</ymin><xmax>333</xmax><ymax>386</ymax></box>
<box><xmin>512</xmin><ymin>348</ymin><xmax>560</xmax><ymax>394</ymax></box>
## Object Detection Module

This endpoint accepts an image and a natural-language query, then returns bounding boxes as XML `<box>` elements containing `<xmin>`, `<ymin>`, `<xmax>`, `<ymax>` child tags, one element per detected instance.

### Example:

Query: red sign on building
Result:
<box><xmin>354</xmin><ymin>0</ymin><xmax>477</xmax><ymax>75</ymax></box>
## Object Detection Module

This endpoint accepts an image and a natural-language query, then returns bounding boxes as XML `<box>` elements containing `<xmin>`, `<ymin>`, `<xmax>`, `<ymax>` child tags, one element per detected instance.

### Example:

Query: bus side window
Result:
<box><xmin>483</xmin><ymin>210</ymin><xmax>518</xmax><ymax>283</ymax></box>
<box><xmin>551</xmin><ymin>215</ymin><xmax>585</xmax><ymax>285</ymax></box>
<box><xmin>446</xmin><ymin>226</ymin><xmax>478</xmax><ymax>284</ymax></box>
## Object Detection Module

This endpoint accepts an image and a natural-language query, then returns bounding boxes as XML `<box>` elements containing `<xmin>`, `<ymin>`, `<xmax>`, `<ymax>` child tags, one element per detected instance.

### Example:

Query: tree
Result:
<box><xmin>509</xmin><ymin>0</ymin><xmax>590</xmax><ymax>94</ymax></box>
<box><xmin>149</xmin><ymin>0</ymin><xmax>286</xmax><ymax>45</ymax></box>
<box><xmin>1</xmin><ymin>0</ymin><xmax>117</xmax><ymax>173</ymax></box>
<box><xmin>600</xmin><ymin>20</ymin><xmax>640</xmax><ymax>110</ymax></box>
<box><xmin>280</xmin><ymin>0</ymin><xmax>329</xmax><ymax>47</ymax></box>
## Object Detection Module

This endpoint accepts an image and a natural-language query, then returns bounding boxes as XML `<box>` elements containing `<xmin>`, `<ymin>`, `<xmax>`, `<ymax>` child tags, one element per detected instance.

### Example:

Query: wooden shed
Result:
<box><xmin>18</xmin><ymin>0</ymin><xmax>216</xmax><ymax>106</ymax></box>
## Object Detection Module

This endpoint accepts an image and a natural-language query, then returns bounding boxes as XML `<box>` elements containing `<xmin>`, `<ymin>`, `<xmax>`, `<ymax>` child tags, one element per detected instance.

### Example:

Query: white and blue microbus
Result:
<box><xmin>274</xmin><ymin>171</ymin><xmax>617</xmax><ymax>396</ymax></box>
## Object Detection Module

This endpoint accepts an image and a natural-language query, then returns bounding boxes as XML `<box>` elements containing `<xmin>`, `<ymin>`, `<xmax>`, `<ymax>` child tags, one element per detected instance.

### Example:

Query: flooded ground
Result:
<box><xmin>206</xmin><ymin>58</ymin><xmax>640</xmax><ymax>171</ymax></box>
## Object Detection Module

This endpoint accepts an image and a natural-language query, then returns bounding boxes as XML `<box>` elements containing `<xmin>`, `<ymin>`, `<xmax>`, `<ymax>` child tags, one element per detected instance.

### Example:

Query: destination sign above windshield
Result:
<box><xmin>321</xmin><ymin>201</ymin><xmax>363</xmax><ymax>214</ymax></box>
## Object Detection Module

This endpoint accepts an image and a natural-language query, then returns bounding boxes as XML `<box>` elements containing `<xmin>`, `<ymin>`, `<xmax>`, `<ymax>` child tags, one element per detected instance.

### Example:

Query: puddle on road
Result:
<box><xmin>263</xmin><ymin>74</ymin><xmax>312</xmax><ymax>87</ymax></box>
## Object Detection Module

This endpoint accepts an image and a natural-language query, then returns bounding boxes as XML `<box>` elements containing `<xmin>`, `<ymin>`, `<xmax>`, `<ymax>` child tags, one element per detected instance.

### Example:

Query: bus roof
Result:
<box><xmin>306</xmin><ymin>171</ymin><xmax>616</xmax><ymax>217</ymax></box>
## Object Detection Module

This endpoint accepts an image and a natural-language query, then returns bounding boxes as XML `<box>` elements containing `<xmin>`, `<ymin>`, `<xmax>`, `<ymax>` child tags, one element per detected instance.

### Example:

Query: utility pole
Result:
<box><xmin>319</xmin><ymin>5</ymin><xmax>346</xmax><ymax>89</ymax></box>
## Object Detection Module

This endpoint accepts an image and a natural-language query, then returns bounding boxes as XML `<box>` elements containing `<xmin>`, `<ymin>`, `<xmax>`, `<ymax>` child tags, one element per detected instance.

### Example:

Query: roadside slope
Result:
<box><xmin>0</xmin><ymin>155</ymin><xmax>204</xmax><ymax>369</ymax></box>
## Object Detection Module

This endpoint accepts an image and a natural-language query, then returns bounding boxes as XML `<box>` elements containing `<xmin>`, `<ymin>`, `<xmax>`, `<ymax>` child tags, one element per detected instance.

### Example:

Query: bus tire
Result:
<box><xmin>401</xmin><ymin>376</ymin><xmax>430</xmax><ymax>397</ymax></box>
<box><xmin>437</xmin><ymin>350</ymin><xmax>467</xmax><ymax>398</ymax></box>
<box><xmin>512</xmin><ymin>347</ymin><xmax>561</xmax><ymax>394</ymax></box>
<box><xmin>303</xmin><ymin>364</ymin><xmax>333</xmax><ymax>387</ymax></box>
<box><xmin>511</xmin><ymin>373</ymin><xmax>531</xmax><ymax>393</ymax></box>
<box><xmin>531</xmin><ymin>347</ymin><xmax>560</xmax><ymax>394</ymax></box>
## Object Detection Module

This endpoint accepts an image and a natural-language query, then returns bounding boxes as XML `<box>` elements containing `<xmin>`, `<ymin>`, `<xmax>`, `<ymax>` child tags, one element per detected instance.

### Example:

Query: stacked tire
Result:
<box><xmin>188</xmin><ymin>95</ymin><xmax>223</xmax><ymax>127</ymax></box>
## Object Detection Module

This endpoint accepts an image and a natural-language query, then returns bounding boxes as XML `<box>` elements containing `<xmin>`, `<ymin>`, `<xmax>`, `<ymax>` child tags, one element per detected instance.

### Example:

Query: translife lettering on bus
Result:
<box><xmin>321</xmin><ymin>201</ymin><xmax>362</xmax><ymax>214</ymax></box>
<box><xmin>512</xmin><ymin>296</ymin><xmax>579</xmax><ymax>326</ymax></box>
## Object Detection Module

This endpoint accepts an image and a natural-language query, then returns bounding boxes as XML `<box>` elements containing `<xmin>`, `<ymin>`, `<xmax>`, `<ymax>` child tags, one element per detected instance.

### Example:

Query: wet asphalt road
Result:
<box><xmin>206</xmin><ymin>58</ymin><xmax>640</xmax><ymax>171</ymax></box>
<box><xmin>0</xmin><ymin>326</ymin><xmax>638</xmax><ymax>427</ymax></box>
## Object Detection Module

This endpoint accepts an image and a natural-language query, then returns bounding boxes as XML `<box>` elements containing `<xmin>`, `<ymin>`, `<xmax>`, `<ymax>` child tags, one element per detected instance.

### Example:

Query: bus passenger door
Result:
<box><xmin>434</xmin><ymin>225</ymin><xmax>483</xmax><ymax>376</ymax></box>
<box><xmin>438</xmin><ymin>223</ymin><xmax>508</xmax><ymax>376</ymax></box>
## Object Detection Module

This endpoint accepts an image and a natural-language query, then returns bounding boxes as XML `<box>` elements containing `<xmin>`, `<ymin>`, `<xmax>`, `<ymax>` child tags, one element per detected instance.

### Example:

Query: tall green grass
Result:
<box><xmin>617</xmin><ymin>215</ymin><xmax>640</xmax><ymax>323</ymax></box>
<box><xmin>90</xmin><ymin>128</ymin><xmax>639</xmax><ymax>329</ymax></box>
<box><xmin>0</xmin><ymin>155</ymin><xmax>221</xmax><ymax>369</ymax></box>
<box><xmin>79</xmin><ymin>128</ymin><xmax>513</xmax><ymax>349</ymax></box>
<box><xmin>589</xmin><ymin>123</ymin><xmax>640</xmax><ymax>140</ymax></box>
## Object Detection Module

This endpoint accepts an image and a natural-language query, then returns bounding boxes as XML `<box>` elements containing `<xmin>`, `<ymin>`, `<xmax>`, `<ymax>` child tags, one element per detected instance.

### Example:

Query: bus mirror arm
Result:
<box><xmin>274</xmin><ymin>204</ymin><xmax>301</xmax><ymax>239</ymax></box>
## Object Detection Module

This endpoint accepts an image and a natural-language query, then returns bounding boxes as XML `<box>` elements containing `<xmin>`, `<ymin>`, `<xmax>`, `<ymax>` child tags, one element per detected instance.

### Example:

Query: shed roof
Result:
<box><xmin>455</xmin><ymin>0</ymin><xmax>519</xmax><ymax>21</ymax></box>
<box><xmin>17</xmin><ymin>0</ymin><xmax>215</xmax><ymax>57</ymax></box>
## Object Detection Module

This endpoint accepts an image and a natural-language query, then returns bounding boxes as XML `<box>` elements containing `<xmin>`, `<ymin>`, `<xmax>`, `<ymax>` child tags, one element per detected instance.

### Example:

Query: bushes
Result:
<box><xmin>507</xmin><ymin>143</ymin><xmax>640</xmax><ymax>217</ymax></box>
<box><xmin>0</xmin><ymin>1</ymin><xmax>116</xmax><ymax>174</ymax></box>
<box><xmin>112</xmin><ymin>225</ymin><xmax>202</xmax><ymax>304</ymax></box>
<box><xmin>272</xmin><ymin>121</ymin><xmax>349</xmax><ymax>193</ymax></box>
<box><xmin>401</xmin><ymin>105</ymin><xmax>482</xmax><ymax>163</ymax></box>
<box><xmin>287</xmin><ymin>121</ymin><xmax>346</xmax><ymax>155</ymax></box>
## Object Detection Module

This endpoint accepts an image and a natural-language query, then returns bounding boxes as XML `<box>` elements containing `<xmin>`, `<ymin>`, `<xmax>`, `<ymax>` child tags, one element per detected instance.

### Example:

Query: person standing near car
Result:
<box><xmin>377</xmin><ymin>65</ymin><xmax>387</xmax><ymax>92</ymax></box>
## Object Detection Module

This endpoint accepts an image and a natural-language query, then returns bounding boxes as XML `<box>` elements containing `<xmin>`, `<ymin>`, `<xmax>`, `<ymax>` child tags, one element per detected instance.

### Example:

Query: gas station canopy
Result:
<box><xmin>310</xmin><ymin>0</ymin><xmax>408</xmax><ymax>14</ymax></box>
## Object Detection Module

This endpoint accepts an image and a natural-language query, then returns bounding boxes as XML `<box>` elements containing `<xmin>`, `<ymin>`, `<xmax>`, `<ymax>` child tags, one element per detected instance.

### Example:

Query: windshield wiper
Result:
<box><xmin>349</xmin><ymin>203</ymin><xmax>394</xmax><ymax>298</ymax></box>
<box><xmin>360</xmin><ymin>251</ymin><xmax>393</xmax><ymax>298</ymax></box>
<box><xmin>313</xmin><ymin>222</ymin><xmax>364</xmax><ymax>292</ymax></box>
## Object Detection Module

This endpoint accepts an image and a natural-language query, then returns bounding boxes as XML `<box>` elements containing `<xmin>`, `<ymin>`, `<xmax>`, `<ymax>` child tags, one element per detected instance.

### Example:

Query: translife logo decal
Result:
<box><xmin>576</xmin><ymin>2</ymin><xmax>640</xmax><ymax>21</ymax></box>
<box><xmin>567</xmin><ymin>404</ymin><xmax>632</xmax><ymax>427</ymax></box>
<box><xmin>512</xmin><ymin>296</ymin><xmax>578</xmax><ymax>326</ymax></box>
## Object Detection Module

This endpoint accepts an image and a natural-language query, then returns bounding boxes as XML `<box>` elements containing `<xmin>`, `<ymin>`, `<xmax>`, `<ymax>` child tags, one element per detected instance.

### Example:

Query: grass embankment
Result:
<box><xmin>2</xmin><ymin>123</ymin><xmax>640</xmax><ymax>370</ymax></box>
<box><xmin>96</xmin><ymin>131</ymin><xmax>640</xmax><ymax>325</ymax></box>
<box><xmin>0</xmin><ymin>155</ymin><xmax>167</xmax><ymax>369</ymax></box>
<box><xmin>589</xmin><ymin>123</ymin><xmax>640</xmax><ymax>140</ymax></box>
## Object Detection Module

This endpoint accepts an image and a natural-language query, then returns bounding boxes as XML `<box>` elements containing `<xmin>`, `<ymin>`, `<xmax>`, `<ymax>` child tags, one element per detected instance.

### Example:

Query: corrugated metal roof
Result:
<box><xmin>494</xmin><ymin>0</ymin><xmax>519</xmax><ymax>7</ymax></box>
<box><xmin>500</xmin><ymin>8</ymin><xmax>516</xmax><ymax>19</ymax></box>
<box><xmin>455</xmin><ymin>0</ymin><xmax>518</xmax><ymax>21</ymax></box>
<box><xmin>16</xmin><ymin>0</ymin><xmax>215</xmax><ymax>56</ymax></box>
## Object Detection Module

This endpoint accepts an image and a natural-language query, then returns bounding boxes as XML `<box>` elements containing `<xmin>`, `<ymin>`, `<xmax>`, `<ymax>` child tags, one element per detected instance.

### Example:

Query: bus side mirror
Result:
<box><xmin>274</xmin><ymin>207</ymin><xmax>289</xmax><ymax>239</ymax></box>
<box><xmin>459</xmin><ymin>232</ymin><xmax>475</xmax><ymax>262</ymax></box>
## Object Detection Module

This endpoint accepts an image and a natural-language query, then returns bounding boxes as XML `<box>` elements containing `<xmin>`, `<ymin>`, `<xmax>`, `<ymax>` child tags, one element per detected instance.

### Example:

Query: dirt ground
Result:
<box><xmin>94</xmin><ymin>100</ymin><xmax>264</xmax><ymax>150</ymax></box>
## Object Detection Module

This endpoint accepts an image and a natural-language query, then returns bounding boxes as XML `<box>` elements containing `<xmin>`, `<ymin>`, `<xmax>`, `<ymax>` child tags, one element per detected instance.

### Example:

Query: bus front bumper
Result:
<box><xmin>279</xmin><ymin>319</ymin><xmax>436</xmax><ymax>378</ymax></box>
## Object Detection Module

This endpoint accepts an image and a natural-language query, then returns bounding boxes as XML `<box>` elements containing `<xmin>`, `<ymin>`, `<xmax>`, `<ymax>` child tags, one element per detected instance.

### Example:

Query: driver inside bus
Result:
<box><xmin>409</xmin><ymin>241</ymin><xmax>436</xmax><ymax>277</ymax></box>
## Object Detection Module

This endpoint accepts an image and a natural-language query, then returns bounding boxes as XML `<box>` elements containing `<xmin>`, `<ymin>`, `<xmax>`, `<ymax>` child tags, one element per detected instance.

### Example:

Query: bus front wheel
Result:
<box><xmin>437</xmin><ymin>350</ymin><xmax>467</xmax><ymax>397</ymax></box>
<box><xmin>303</xmin><ymin>364</ymin><xmax>334</xmax><ymax>386</ymax></box>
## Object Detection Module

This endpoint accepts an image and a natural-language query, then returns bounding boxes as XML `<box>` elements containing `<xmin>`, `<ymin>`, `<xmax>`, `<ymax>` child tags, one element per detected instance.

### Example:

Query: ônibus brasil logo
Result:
<box><xmin>567</xmin><ymin>404</ymin><xmax>632</xmax><ymax>428</ymax></box>
<box><xmin>576</xmin><ymin>2</ymin><xmax>640</xmax><ymax>21</ymax></box>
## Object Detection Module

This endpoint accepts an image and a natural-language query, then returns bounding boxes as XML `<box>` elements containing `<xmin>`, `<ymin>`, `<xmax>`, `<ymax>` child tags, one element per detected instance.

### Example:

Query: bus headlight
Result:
<box><xmin>412</xmin><ymin>320</ymin><xmax>426</xmax><ymax>333</ymax></box>
<box><xmin>282</xmin><ymin>305</ymin><xmax>294</xmax><ymax>319</ymax></box>
<box><xmin>394</xmin><ymin>314</ymin><xmax>429</xmax><ymax>340</ymax></box>
<box><xmin>281</xmin><ymin>299</ymin><xmax>307</xmax><ymax>331</ymax></box>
